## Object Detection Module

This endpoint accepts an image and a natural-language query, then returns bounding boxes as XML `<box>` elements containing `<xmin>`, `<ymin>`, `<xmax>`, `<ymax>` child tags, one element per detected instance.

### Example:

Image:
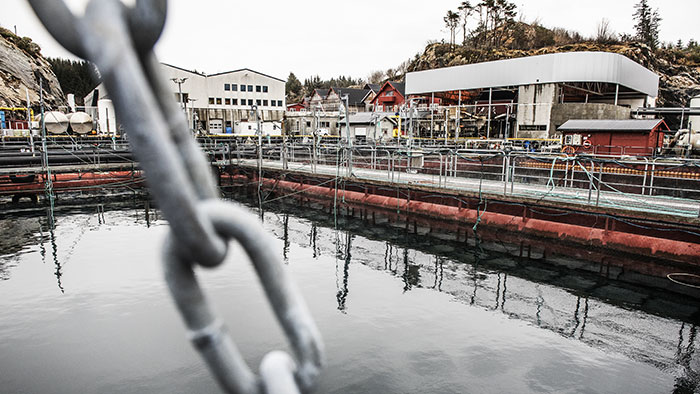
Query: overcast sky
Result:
<box><xmin>3</xmin><ymin>0</ymin><xmax>699</xmax><ymax>82</ymax></box>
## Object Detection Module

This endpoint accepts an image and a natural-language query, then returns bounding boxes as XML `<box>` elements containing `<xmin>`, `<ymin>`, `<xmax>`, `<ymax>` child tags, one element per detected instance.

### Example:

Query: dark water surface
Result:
<box><xmin>0</xmin><ymin>198</ymin><xmax>698</xmax><ymax>394</ymax></box>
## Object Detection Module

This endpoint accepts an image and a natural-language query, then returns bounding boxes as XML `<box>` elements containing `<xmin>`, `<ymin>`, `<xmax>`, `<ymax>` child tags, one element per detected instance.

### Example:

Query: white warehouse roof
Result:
<box><xmin>405</xmin><ymin>52</ymin><xmax>659</xmax><ymax>98</ymax></box>
<box><xmin>558</xmin><ymin>119</ymin><xmax>666</xmax><ymax>132</ymax></box>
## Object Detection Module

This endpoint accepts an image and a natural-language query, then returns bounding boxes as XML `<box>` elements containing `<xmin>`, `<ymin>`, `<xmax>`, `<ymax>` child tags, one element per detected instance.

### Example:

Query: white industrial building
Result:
<box><xmin>86</xmin><ymin>64</ymin><xmax>286</xmax><ymax>135</ymax></box>
<box><xmin>405</xmin><ymin>52</ymin><xmax>660</xmax><ymax>139</ymax></box>
<box><xmin>161</xmin><ymin>64</ymin><xmax>286</xmax><ymax>135</ymax></box>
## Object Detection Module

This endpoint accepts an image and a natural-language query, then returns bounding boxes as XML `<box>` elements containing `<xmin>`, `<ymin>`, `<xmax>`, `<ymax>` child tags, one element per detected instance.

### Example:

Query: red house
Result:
<box><xmin>370</xmin><ymin>81</ymin><xmax>406</xmax><ymax>113</ymax></box>
<box><xmin>286</xmin><ymin>102</ymin><xmax>307</xmax><ymax>112</ymax></box>
<box><xmin>558</xmin><ymin>119</ymin><xmax>670</xmax><ymax>156</ymax></box>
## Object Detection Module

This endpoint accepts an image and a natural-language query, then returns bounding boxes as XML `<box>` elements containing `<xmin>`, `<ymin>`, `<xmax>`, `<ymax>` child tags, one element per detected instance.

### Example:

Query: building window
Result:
<box><xmin>271</xmin><ymin>101</ymin><xmax>276</xmax><ymax>107</ymax></box>
<box><xmin>231</xmin><ymin>84</ymin><xmax>238</xmax><ymax>91</ymax></box>
<box><xmin>277</xmin><ymin>100</ymin><xmax>282</xmax><ymax>107</ymax></box>
<box><xmin>241</xmin><ymin>85</ymin><xmax>246</xmax><ymax>92</ymax></box>
<box><xmin>306</xmin><ymin>121</ymin><xmax>311</xmax><ymax>127</ymax></box>
<box><xmin>263</xmin><ymin>86</ymin><xmax>268</xmax><ymax>93</ymax></box>
<box><xmin>232</xmin><ymin>99</ymin><xmax>238</xmax><ymax>105</ymax></box>
<box><xmin>224</xmin><ymin>83</ymin><xmax>231</xmax><ymax>91</ymax></box>
<box><xmin>209</xmin><ymin>97</ymin><xmax>215</xmax><ymax>105</ymax></box>
<box><xmin>248</xmin><ymin>85</ymin><xmax>253</xmax><ymax>92</ymax></box>
<box><xmin>256</xmin><ymin>99</ymin><xmax>262</xmax><ymax>106</ymax></box>
<box><xmin>248</xmin><ymin>99</ymin><xmax>253</xmax><ymax>106</ymax></box>
<box><xmin>256</xmin><ymin>85</ymin><xmax>262</xmax><ymax>92</ymax></box>
<box><xmin>386</xmin><ymin>91</ymin><xmax>394</xmax><ymax>97</ymax></box>
<box><xmin>225</xmin><ymin>98</ymin><xmax>231</xmax><ymax>105</ymax></box>
<box><xmin>263</xmin><ymin>100</ymin><xmax>268</xmax><ymax>106</ymax></box>
<box><xmin>216</xmin><ymin>98</ymin><xmax>222</xmax><ymax>105</ymax></box>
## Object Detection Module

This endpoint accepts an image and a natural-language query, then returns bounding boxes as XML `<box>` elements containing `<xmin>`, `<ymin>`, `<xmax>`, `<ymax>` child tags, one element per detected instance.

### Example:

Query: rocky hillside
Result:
<box><xmin>407</xmin><ymin>41</ymin><xmax>700</xmax><ymax>109</ymax></box>
<box><xmin>0</xmin><ymin>27</ymin><xmax>65</xmax><ymax>109</ymax></box>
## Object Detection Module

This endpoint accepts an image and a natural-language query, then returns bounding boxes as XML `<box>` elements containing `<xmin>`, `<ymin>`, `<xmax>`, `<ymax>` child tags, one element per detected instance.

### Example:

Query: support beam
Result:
<box><xmin>456</xmin><ymin>90</ymin><xmax>461</xmax><ymax>142</ymax></box>
<box><xmin>430</xmin><ymin>92</ymin><xmax>434</xmax><ymax>139</ymax></box>
<box><xmin>487</xmin><ymin>87</ymin><xmax>492</xmax><ymax>139</ymax></box>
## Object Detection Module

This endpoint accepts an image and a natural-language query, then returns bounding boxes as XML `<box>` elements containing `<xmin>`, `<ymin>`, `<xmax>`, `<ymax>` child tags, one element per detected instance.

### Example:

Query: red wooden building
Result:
<box><xmin>370</xmin><ymin>82</ymin><xmax>405</xmax><ymax>113</ymax></box>
<box><xmin>558</xmin><ymin>119</ymin><xmax>670</xmax><ymax>156</ymax></box>
<box><xmin>286</xmin><ymin>102</ymin><xmax>307</xmax><ymax>112</ymax></box>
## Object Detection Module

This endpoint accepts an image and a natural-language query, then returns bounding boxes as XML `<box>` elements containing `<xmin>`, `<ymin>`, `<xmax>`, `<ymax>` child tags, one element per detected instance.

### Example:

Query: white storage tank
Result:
<box><xmin>44</xmin><ymin>111</ymin><xmax>69</xmax><ymax>134</ymax></box>
<box><xmin>97</xmin><ymin>99</ymin><xmax>117</xmax><ymax>135</ymax></box>
<box><xmin>690</xmin><ymin>94</ymin><xmax>700</xmax><ymax>133</ymax></box>
<box><xmin>69</xmin><ymin>112</ymin><xmax>94</xmax><ymax>134</ymax></box>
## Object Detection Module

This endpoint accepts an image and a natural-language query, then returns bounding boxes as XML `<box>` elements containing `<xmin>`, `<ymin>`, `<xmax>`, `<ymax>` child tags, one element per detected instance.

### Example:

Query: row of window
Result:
<box><xmin>224</xmin><ymin>84</ymin><xmax>269</xmax><ymax>93</ymax></box>
<box><xmin>208</xmin><ymin>97</ymin><xmax>283</xmax><ymax>107</ymax></box>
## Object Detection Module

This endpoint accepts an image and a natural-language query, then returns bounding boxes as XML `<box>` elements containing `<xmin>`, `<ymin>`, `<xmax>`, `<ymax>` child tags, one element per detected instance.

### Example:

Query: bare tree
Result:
<box><xmin>595</xmin><ymin>18</ymin><xmax>616</xmax><ymax>43</ymax></box>
<box><xmin>367</xmin><ymin>70</ymin><xmax>385</xmax><ymax>84</ymax></box>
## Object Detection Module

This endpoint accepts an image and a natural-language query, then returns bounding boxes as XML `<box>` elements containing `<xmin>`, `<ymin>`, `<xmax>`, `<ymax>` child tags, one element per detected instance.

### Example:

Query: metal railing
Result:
<box><xmin>220</xmin><ymin>141</ymin><xmax>700</xmax><ymax>218</ymax></box>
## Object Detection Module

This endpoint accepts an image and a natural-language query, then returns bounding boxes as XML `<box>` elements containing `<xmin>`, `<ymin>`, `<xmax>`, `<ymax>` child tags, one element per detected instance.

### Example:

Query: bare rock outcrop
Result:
<box><xmin>0</xmin><ymin>27</ymin><xmax>65</xmax><ymax>109</ymax></box>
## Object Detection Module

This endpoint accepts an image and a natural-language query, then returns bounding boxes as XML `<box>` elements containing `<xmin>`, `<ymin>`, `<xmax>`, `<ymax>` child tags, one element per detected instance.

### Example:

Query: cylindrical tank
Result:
<box><xmin>69</xmin><ymin>112</ymin><xmax>94</xmax><ymax>134</ymax></box>
<box><xmin>97</xmin><ymin>99</ymin><xmax>116</xmax><ymax>135</ymax></box>
<box><xmin>44</xmin><ymin>111</ymin><xmax>69</xmax><ymax>134</ymax></box>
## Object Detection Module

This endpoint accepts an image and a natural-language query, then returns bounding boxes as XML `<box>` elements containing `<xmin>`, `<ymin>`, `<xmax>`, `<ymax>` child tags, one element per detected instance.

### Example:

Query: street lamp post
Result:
<box><xmin>170</xmin><ymin>77</ymin><xmax>188</xmax><ymax>111</ymax></box>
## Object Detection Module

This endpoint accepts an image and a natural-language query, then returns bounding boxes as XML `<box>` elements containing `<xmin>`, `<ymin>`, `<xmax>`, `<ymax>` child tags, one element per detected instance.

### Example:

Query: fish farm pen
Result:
<box><xmin>2</xmin><ymin>134</ymin><xmax>700</xmax><ymax>393</ymax></box>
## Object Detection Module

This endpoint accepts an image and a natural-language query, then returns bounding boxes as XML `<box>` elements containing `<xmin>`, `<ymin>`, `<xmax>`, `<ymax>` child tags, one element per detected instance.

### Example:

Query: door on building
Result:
<box><xmin>209</xmin><ymin>119</ymin><xmax>223</xmax><ymax>134</ymax></box>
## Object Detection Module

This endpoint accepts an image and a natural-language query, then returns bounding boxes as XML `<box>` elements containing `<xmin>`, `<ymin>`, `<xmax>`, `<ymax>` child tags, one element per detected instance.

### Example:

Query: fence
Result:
<box><xmin>215</xmin><ymin>141</ymin><xmax>700</xmax><ymax>218</ymax></box>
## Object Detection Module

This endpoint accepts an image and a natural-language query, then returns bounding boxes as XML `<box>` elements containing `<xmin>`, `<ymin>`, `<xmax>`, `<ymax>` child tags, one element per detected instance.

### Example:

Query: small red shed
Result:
<box><xmin>558</xmin><ymin>119</ymin><xmax>670</xmax><ymax>156</ymax></box>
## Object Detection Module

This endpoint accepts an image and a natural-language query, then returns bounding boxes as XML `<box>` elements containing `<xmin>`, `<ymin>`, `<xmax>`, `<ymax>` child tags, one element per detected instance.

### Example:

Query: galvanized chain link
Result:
<box><xmin>27</xmin><ymin>1</ymin><xmax>324</xmax><ymax>392</ymax></box>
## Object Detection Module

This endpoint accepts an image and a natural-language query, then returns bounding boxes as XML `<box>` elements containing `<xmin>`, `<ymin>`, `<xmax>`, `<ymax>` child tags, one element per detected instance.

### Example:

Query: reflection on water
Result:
<box><xmin>258</xmin><ymin>197</ymin><xmax>700</xmax><ymax>390</ymax></box>
<box><xmin>0</xmin><ymin>195</ymin><xmax>699</xmax><ymax>393</ymax></box>
<box><xmin>335</xmin><ymin>231</ymin><xmax>352</xmax><ymax>312</ymax></box>
<box><xmin>0</xmin><ymin>198</ymin><xmax>159</xmax><ymax>289</ymax></box>
<box><xmin>49</xmin><ymin>226</ymin><xmax>64</xmax><ymax>294</ymax></box>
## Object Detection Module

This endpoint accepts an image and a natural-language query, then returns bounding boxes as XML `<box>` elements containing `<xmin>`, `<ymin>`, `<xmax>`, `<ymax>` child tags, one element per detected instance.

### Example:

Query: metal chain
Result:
<box><xmin>27</xmin><ymin>1</ymin><xmax>324</xmax><ymax>392</ymax></box>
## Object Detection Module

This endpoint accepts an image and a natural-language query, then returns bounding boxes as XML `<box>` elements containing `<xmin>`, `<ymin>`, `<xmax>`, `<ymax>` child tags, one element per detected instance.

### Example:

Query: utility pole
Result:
<box><xmin>188</xmin><ymin>98</ymin><xmax>197</xmax><ymax>133</ymax></box>
<box><xmin>25</xmin><ymin>88</ymin><xmax>35</xmax><ymax>154</ymax></box>
<box><xmin>39</xmin><ymin>79</ymin><xmax>54</xmax><ymax>226</ymax></box>
<box><xmin>252</xmin><ymin>104</ymin><xmax>263</xmax><ymax>207</ymax></box>
<box><xmin>343</xmin><ymin>95</ymin><xmax>352</xmax><ymax>176</ymax></box>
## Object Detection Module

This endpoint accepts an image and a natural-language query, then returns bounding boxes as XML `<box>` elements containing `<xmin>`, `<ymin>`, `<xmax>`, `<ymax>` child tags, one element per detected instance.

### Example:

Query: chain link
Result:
<box><xmin>27</xmin><ymin>0</ymin><xmax>324</xmax><ymax>392</ymax></box>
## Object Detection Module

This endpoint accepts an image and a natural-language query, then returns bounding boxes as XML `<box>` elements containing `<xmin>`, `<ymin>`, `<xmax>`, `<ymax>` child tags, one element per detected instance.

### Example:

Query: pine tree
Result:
<box><xmin>285</xmin><ymin>72</ymin><xmax>303</xmax><ymax>102</ymax></box>
<box><xmin>47</xmin><ymin>58</ymin><xmax>95</xmax><ymax>106</ymax></box>
<box><xmin>444</xmin><ymin>10</ymin><xmax>460</xmax><ymax>49</ymax></box>
<box><xmin>458</xmin><ymin>1</ymin><xmax>474</xmax><ymax>45</ymax></box>
<box><xmin>633</xmin><ymin>0</ymin><xmax>661</xmax><ymax>49</ymax></box>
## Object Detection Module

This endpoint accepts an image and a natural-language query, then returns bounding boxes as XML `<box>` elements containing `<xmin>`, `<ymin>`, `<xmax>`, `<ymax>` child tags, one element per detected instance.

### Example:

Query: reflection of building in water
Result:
<box><xmin>262</xmin><ymin>208</ymin><xmax>700</xmax><ymax>378</ymax></box>
<box><xmin>0</xmin><ymin>199</ymin><xmax>159</xmax><ymax>287</ymax></box>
